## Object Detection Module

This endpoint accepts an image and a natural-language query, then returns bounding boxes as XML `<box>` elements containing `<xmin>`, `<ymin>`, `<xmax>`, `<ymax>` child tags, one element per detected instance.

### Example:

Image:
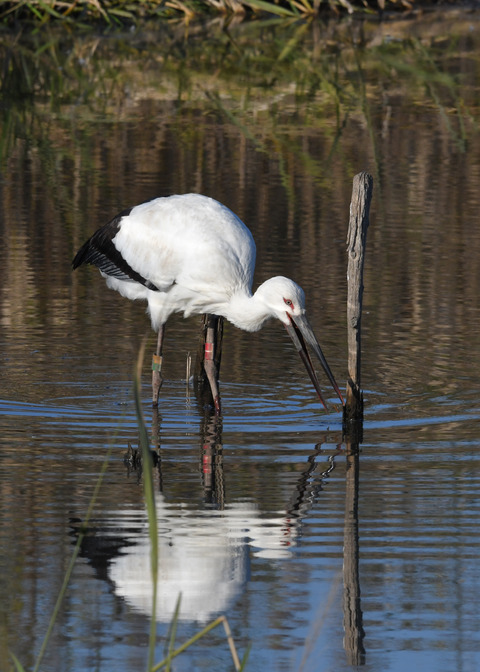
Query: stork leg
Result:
<box><xmin>193</xmin><ymin>314</ymin><xmax>222</xmax><ymax>415</ymax></box>
<box><xmin>194</xmin><ymin>314</ymin><xmax>223</xmax><ymax>414</ymax></box>
<box><xmin>203</xmin><ymin>316</ymin><xmax>222</xmax><ymax>415</ymax></box>
<box><xmin>152</xmin><ymin>325</ymin><xmax>165</xmax><ymax>406</ymax></box>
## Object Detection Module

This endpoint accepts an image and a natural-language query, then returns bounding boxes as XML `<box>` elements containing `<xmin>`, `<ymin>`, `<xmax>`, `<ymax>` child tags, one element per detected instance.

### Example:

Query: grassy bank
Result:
<box><xmin>0</xmin><ymin>0</ymin><xmax>447</xmax><ymax>27</ymax></box>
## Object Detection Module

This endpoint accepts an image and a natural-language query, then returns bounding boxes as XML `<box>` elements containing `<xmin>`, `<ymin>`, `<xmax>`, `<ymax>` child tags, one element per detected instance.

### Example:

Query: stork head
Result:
<box><xmin>256</xmin><ymin>276</ymin><xmax>344</xmax><ymax>410</ymax></box>
<box><xmin>255</xmin><ymin>276</ymin><xmax>306</xmax><ymax>325</ymax></box>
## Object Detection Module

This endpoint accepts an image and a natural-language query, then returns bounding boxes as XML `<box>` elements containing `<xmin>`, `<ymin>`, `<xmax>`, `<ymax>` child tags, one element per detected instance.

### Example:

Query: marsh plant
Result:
<box><xmin>0</xmin><ymin>0</ymin><xmax>418</xmax><ymax>26</ymax></box>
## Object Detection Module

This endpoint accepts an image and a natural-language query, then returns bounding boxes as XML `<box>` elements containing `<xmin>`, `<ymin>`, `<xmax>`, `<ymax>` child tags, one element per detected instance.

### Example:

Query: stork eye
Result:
<box><xmin>283</xmin><ymin>298</ymin><xmax>294</xmax><ymax>308</ymax></box>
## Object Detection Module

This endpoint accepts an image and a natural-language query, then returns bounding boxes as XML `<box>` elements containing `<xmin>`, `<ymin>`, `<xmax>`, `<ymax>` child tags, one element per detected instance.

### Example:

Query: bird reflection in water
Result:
<box><xmin>73</xmin><ymin>408</ymin><xmax>342</xmax><ymax>624</ymax></box>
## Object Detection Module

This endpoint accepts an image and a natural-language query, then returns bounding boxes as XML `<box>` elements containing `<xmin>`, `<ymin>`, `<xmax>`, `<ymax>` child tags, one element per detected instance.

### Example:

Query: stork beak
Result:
<box><xmin>285</xmin><ymin>314</ymin><xmax>344</xmax><ymax>411</ymax></box>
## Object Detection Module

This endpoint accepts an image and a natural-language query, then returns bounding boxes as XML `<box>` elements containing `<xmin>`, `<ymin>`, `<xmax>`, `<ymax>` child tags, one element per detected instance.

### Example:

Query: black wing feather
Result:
<box><xmin>72</xmin><ymin>208</ymin><xmax>159</xmax><ymax>292</ymax></box>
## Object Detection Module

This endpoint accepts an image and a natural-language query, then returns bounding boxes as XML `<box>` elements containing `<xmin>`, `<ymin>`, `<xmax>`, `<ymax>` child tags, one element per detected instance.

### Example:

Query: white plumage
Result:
<box><xmin>73</xmin><ymin>193</ymin><xmax>343</xmax><ymax>412</ymax></box>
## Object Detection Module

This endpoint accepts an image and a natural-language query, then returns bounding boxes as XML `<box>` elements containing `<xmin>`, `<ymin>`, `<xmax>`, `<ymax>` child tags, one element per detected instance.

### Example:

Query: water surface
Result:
<box><xmin>1</xmin><ymin>12</ymin><xmax>480</xmax><ymax>672</ymax></box>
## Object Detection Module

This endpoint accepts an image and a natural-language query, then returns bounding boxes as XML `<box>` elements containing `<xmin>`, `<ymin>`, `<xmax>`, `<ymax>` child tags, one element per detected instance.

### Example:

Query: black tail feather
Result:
<box><xmin>72</xmin><ymin>207</ymin><xmax>159</xmax><ymax>291</ymax></box>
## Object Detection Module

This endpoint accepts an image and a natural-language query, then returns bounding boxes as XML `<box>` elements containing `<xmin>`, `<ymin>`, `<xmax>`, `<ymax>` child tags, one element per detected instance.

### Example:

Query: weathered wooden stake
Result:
<box><xmin>341</xmin><ymin>172</ymin><xmax>371</xmax><ymax>666</ymax></box>
<box><xmin>344</xmin><ymin>171</ymin><xmax>373</xmax><ymax>429</ymax></box>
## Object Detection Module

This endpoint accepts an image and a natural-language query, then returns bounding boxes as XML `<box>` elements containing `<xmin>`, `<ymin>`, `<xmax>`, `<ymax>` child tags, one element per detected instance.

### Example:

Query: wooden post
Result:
<box><xmin>341</xmin><ymin>171</ymin><xmax>371</xmax><ymax>666</ymax></box>
<box><xmin>344</xmin><ymin>171</ymin><xmax>373</xmax><ymax>429</ymax></box>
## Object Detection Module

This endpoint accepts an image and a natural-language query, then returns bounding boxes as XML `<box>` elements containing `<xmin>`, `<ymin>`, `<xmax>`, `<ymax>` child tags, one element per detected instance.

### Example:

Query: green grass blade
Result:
<box><xmin>278</xmin><ymin>21</ymin><xmax>309</xmax><ymax>61</ymax></box>
<box><xmin>9</xmin><ymin>651</ymin><xmax>26</xmax><ymax>672</ymax></box>
<box><xmin>165</xmin><ymin>594</ymin><xmax>182</xmax><ymax>672</ymax></box>
<box><xmin>133</xmin><ymin>337</ymin><xmax>158</xmax><ymax>672</ymax></box>
<box><xmin>245</xmin><ymin>0</ymin><xmax>296</xmax><ymax>16</ymax></box>
<box><xmin>152</xmin><ymin>614</ymin><xmax>245</xmax><ymax>671</ymax></box>
<box><xmin>27</xmin><ymin>0</ymin><xmax>64</xmax><ymax>20</ymax></box>
<box><xmin>238</xmin><ymin>643</ymin><xmax>252</xmax><ymax>671</ymax></box>
<box><xmin>151</xmin><ymin>617</ymin><xmax>225</xmax><ymax>671</ymax></box>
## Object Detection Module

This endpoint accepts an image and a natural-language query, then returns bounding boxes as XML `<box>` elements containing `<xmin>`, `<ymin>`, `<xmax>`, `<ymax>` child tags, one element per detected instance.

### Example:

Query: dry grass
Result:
<box><xmin>0</xmin><ymin>0</ymin><xmax>429</xmax><ymax>25</ymax></box>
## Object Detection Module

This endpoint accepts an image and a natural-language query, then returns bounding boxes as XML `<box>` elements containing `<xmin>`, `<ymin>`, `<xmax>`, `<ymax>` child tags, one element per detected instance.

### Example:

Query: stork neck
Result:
<box><xmin>222</xmin><ymin>290</ymin><xmax>273</xmax><ymax>333</ymax></box>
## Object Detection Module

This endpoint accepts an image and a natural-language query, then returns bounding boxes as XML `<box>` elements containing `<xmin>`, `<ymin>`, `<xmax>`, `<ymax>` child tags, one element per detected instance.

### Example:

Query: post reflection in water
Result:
<box><xmin>343</xmin><ymin>441</ymin><xmax>366</xmax><ymax>666</ymax></box>
<box><xmin>74</xmin><ymin>405</ymin><xmax>343</xmax><ymax>627</ymax></box>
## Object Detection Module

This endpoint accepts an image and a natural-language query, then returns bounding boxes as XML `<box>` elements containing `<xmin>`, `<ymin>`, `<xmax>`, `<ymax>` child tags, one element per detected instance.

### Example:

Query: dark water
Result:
<box><xmin>1</xmin><ymin>12</ymin><xmax>480</xmax><ymax>672</ymax></box>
